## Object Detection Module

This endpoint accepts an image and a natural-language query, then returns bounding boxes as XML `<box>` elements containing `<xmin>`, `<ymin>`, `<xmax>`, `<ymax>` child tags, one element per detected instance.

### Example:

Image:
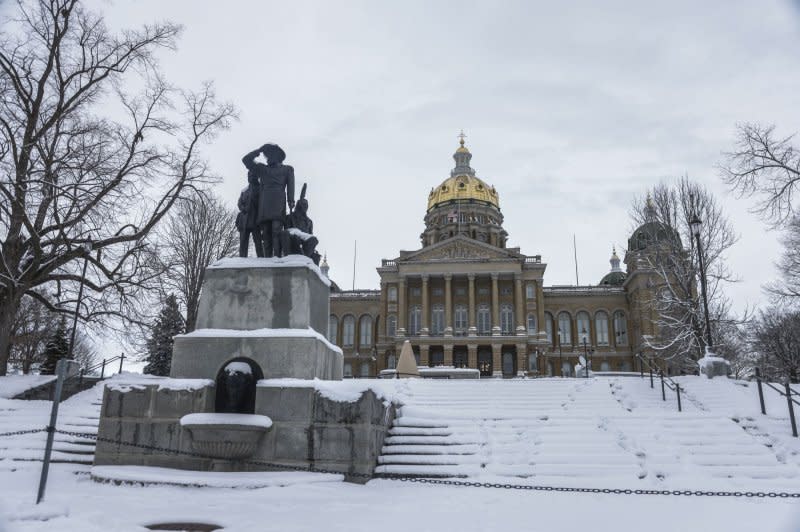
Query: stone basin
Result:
<box><xmin>180</xmin><ymin>413</ymin><xmax>272</xmax><ymax>460</ymax></box>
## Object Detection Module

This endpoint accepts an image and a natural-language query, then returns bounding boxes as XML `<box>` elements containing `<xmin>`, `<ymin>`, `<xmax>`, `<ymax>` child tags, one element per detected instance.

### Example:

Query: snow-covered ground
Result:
<box><xmin>0</xmin><ymin>374</ymin><xmax>798</xmax><ymax>531</ymax></box>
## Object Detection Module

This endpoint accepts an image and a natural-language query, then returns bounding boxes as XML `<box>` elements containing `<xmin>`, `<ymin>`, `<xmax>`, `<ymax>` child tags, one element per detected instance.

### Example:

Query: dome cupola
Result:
<box><xmin>421</xmin><ymin>133</ymin><xmax>508</xmax><ymax>248</ymax></box>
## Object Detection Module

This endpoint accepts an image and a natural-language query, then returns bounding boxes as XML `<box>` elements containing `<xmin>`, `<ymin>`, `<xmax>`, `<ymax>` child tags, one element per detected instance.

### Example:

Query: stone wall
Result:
<box><xmin>94</xmin><ymin>384</ymin><xmax>216</xmax><ymax>470</ymax></box>
<box><xmin>93</xmin><ymin>382</ymin><xmax>396</xmax><ymax>481</ymax></box>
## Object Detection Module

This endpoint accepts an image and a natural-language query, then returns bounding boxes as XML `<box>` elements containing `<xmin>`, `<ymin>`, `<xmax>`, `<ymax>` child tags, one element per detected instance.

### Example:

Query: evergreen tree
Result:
<box><xmin>40</xmin><ymin>317</ymin><xmax>70</xmax><ymax>375</ymax></box>
<box><xmin>144</xmin><ymin>294</ymin><xmax>185</xmax><ymax>376</ymax></box>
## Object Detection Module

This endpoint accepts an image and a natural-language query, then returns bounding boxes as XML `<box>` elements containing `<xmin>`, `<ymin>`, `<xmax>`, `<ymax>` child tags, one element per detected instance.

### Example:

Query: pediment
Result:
<box><xmin>398</xmin><ymin>236</ymin><xmax>522</xmax><ymax>263</ymax></box>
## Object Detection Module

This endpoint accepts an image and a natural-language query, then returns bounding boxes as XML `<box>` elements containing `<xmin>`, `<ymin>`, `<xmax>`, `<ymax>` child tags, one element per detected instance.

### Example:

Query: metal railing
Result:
<box><xmin>75</xmin><ymin>354</ymin><xmax>126</xmax><ymax>386</ymax></box>
<box><xmin>635</xmin><ymin>354</ymin><xmax>683</xmax><ymax>412</ymax></box>
<box><xmin>754</xmin><ymin>368</ymin><xmax>799</xmax><ymax>438</ymax></box>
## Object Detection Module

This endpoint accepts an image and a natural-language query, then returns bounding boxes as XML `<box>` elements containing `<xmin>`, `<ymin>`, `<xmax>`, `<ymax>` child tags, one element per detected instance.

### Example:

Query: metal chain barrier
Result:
<box><xmin>0</xmin><ymin>427</ymin><xmax>48</xmax><ymax>438</ymax></box>
<box><xmin>53</xmin><ymin>428</ymin><xmax>800</xmax><ymax>499</ymax></box>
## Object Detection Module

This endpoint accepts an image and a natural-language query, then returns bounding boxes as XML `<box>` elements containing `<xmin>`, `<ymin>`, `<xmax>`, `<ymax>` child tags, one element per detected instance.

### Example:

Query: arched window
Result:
<box><xmin>500</xmin><ymin>304</ymin><xmax>514</xmax><ymax>335</ymax></box>
<box><xmin>342</xmin><ymin>315</ymin><xmax>355</xmax><ymax>347</ymax></box>
<box><xmin>386</xmin><ymin>353</ymin><xmax>397</xmax><ymax>369</ymax></box>
<box><xmin>526</xmin><ymin>283</ymin><xmax>535</xmax><ymax>300</ymax></box>
<box><xmin>477</xmin><ymin>304</ymin><xmax>491</xmax><ymax>335</ymax></box>
<box><xmin>595</xmin><ymin>311</ymin><xmax>609</xmax><ymax>346</ymax></box>
<box><xmin>328</xmin><ymin>315</ymin><xmax>339</xmax><ymax>344</ymax></box>
<box><xmin>528</xmin><ymin>353</ymin><xmax>538</xmax><ymax>372</ymax></box>
<box><xmin>408</xmin><ymin>306</ymin><xmax>421</xmax><ymax>335</ymax></box>
<box><xmin>558</xmin><ymin>312</ymin><xmax>572</xmax><ymax>345</ymax></box>
<box><xmin>388</xmin><ymin>286</ymin><xmax>398</xmax><ymax>302</ymax></box>
<box><xmin>454</xmin><ymin>305</ymin><xmax>468</xmax><ymax>333</ymax></box>
<box><xmin>527</xmin><ymin>314</ymin><xmax>537</xmax><ymax>336</ymax></box>
<box><xmin>544</xmin><ymin>312</ymin><xmax>554</xmax><ymax>345</ymax></box>
<box><xmin>576</xmin><ymin>311</ymin><xmax>590</xmax><ymax>344</ymax></box>
<box><xmin>360</xmin><ymin>362</ymin><xmax>370</xmax><ymax>377</ymax></box>
<box><xmin>343</xmin><ymin>363</ymin><xmax>353</xmax><ymax>377</ymax></box>
<box><xmin>359</xmin><ymin>315</ymin><xmax>372</xmax><ymax>346</ymax></box>
<box><xmin>600</xmin><ymin>361</ymin><xmax>610</xmax><ymax>372</ymax></box>
<box><xmin>431</xmin><ymin>305</ymin><xmax>445</xmax><ymax>335</ymax></box>
<box><xmin>613</xmin><ymin>311</ymin><xmax>628</xmax><ymax>346</ymax></box>
<box><xmin>561</xmin><ymin>361</ymin><xmax>572</xmax><ymax>377</ymax></box>
<box><xmin>386</xmin><ymin>314</ymin><xmax>397</xmax><ymax>337</ymax></box>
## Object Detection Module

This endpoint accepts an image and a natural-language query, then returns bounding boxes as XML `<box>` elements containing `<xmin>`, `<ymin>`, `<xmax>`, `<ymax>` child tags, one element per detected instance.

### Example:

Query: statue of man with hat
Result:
<box><xmin>242</xmin><ymin>143</ymin><xmax>295</xmax><ymax>257</ymax></box>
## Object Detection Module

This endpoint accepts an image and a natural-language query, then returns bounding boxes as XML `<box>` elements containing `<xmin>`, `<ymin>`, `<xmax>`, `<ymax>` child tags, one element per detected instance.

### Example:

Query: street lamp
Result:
<box><xmin>689</xmin><ymin>214</ymin><xmax>713</xmax><ymax>351</ymax></box>
<box><xmin>67</xmin><ymin>241</ymin><xmax>92</xmax><ymax>362</ymax></box>
<box><xmin>581</xmin><ymin>327</ymin><xmax>591</xmax><ymax>379</ymax></box>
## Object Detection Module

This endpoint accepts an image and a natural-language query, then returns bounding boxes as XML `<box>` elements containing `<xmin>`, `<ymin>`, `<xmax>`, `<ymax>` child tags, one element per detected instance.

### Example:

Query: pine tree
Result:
<box><xmin>40</xmin><ymin>317</ymin><xmax>70</xmax><ymax>375</ymax></box>
<box><xmin>143</xmin><ymin>294</ymin><xmax>185</xmax><ymax>376</ymax></box>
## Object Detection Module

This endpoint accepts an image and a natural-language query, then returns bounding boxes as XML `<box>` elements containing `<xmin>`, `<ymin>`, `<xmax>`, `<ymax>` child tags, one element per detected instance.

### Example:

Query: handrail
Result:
<box><xmin>753</xmin><ymin>368</ymin><xmax>799</xmax><ymax>438</ymax></box>
<box><xmin>635</xmin><ymin>353</ymin><xmax>683</xmax><ymax>412</ymax></box>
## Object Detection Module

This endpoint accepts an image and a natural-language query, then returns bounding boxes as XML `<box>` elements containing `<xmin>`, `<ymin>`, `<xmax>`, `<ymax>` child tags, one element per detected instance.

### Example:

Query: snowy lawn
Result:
<box><xmin>0</xmin><ymin>461</ymin><xmax>798</xmax><ymax>532</ymax></box>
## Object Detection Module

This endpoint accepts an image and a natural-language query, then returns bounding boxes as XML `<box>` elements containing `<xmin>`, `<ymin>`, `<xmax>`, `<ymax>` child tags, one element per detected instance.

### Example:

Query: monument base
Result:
<box><xmin>170</xmin><ymin>328</ymin><xmax>343</xmax><ymax>381</ymax></box>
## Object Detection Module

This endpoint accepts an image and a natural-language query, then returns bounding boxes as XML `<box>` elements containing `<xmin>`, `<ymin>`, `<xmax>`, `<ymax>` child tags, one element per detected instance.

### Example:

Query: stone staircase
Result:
<box><xmin>0</xmin><ymin>382</ymin><xmax>104</xmax><ymax>468</ymax></box>
<box><xmin>375</xmin><ymin>377</ymin><xmax>800</xmax><ymax>488</ymax></box>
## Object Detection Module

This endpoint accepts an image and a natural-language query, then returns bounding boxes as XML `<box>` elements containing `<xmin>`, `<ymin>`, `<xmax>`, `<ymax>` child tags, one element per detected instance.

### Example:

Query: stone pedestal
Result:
<box><xmin>170</xmin><ymin>256</ymin><xmax>342</xmax><ymax>381</ymax></box>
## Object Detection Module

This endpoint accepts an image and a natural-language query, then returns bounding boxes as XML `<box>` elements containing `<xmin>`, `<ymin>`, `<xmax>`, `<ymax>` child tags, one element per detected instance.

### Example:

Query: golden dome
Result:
<box><xmin>427</xmin><ymin>174</ymin><xmax>499</xmax><ymax>211</ymax></box>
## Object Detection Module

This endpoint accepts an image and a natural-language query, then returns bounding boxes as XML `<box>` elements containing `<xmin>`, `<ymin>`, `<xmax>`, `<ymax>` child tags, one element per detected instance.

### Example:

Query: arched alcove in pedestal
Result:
<box><xmin>214</xmin><ymin>358</ymin><xmax>264</xmax><ymax>414</ymax></box>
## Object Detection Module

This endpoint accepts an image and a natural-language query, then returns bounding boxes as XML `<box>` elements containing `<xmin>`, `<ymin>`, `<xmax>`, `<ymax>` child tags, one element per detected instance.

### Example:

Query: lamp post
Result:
<box><xmin>581</xmin><ymin>327</ymin><xmax>590</xmax><ymax>378</ymax></box>
<box><xmin>689</xmin><ymin>214</ymin><xmax>713</xmax><ymax>351</ymax></box>
<box><xmin>67</xmin><ymin>242</ymin><xmax>92</xmax><ymax>362</ymax></box>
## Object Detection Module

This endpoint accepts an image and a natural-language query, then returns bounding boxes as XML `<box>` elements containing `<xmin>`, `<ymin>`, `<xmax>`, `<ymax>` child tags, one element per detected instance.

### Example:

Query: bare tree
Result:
<box><xmin>158</xmin><ymin>192</ymin><xmax>237</xmax><ymax>332</ymax></box>
<box><xmin>721</xmin><ymin>123</ymin><xmax>800</xmax><ymax>228</ymax></box>
<box><xmin>8</xmin><ymin>293</ymin><xmax>53</xmax><ymax>373</ymax></box>
<box><xmin>751</xmin><ymin>308</ymin><xmax>800</xmax><ymax>383</ymax></box>
<box><xmin>764</xmin><ymin>215</ymin><xmax>800</xmax><ymax>302</ymax></box>
<box><xmin>0</xmin><ymin>0</ymin><xmax>235</xmax><ymax>374</ymax></box>
<box><xmin>630</xmin><ymin>177</ymin><xmax>739</xmax><ymax>370</ymax></box>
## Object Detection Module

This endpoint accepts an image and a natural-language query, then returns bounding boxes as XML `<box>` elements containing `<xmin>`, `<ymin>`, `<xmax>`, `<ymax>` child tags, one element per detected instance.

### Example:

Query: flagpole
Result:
<box><xmin>573</xmin><ymin>234</ymin><xmax>579</xmax><ymax>285</ymax></box>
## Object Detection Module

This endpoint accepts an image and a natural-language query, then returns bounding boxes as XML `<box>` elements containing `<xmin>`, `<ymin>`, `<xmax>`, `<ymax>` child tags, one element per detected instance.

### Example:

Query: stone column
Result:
<box><xmin>444</xmin><ymin>344</ymin><xmax>453</xmax><ymax>366</ymax></box>
<box><xmin>516</xmin><ymin>343</ymin><xmax>527</xmax><ymax>377</ymax></box>
<box><xmin>514</xmin><ymin>275</ymin><xmax>525</xmax><ymax>336</ymax></box>
<box><xmin>467</xmin><ymin>344</ymin><xmax>477</xmax><ymax>369</ymax></box>
<box><xmin>491</xmin><ymin>273</ymin><xmax>501</xmax><ymax>336</ymax></box>
<box><xmin>468</xmin><ymin>274</ymin><xmax>477</xmax><ymax>336</ymax></box>
<box><xmin>420</xmin><ymin>274</ymin><xmax>429</xmax><ymax>336</ymax></box>
<box><xmin>536</xmin><ymin>279</ymin><xmax>545</xmax><ymax>344</ymax></box>
<box><xmin>420</xmin><ymin>344</ymin><xmax>429</xmax><ymax>367</ymax></box>
<box><xmin>444</xmin><ymin>274</ymin><xmax>453</xmax><ymax>337</ymax></box>
<box><xmin>492</xmin><ymin>344</ymin><xmax>502</xmax><ymax>377</ymax></box>
<box><xmin>397</xmin><ymin>277</ymin><xmax>407</xmax><ymax>336</ymax></box>
<box><xmin>379</xmin><ymin>280</ymin><xmax>388</xmax><ymax>342</ymax></box>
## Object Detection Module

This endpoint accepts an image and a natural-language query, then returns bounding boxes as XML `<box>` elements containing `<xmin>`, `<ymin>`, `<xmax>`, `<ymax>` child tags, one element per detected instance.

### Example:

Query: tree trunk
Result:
<box><xmin>0</xmin><ymin>292</ymin><xmax>22</xmax><ymax>376</ymax></box>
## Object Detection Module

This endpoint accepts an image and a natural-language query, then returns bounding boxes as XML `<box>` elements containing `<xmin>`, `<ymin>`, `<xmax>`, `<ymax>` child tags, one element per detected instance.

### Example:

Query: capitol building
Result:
<box><xmin>325</xmin><ymin>136</ymin><xmax>667</xmax><ymax>378</ymax></box>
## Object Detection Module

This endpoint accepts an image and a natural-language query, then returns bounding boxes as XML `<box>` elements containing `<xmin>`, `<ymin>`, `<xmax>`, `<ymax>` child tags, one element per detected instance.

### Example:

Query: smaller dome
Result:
<box><xmin>628</xmin><ymin>221</ymin><xmax>680</xmax><ymax>252</ymax></box>
<box><xmin>600</xmin><ymin>270</ymin><xmax>626</xmax><ymax>286</ymax></box>
<box><xmin>599</xmin><ymin>246</ymin><xmax>626</xmax><ymax>286</ymax></box>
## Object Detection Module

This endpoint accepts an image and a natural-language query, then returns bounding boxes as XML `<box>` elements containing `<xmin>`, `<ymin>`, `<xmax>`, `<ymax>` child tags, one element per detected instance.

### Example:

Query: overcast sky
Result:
<box><xmin>86</xmin><ymin>1</ymin><xmax>800</xmax><ymax>313</ymax></box>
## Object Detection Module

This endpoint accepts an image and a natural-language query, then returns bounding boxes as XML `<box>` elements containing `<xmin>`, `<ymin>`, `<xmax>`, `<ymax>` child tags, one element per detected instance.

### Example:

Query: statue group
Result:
<box><xmin>236</xmin><ymin>143</ymin><xmax>320</xmax><ymax>264</ymax></box>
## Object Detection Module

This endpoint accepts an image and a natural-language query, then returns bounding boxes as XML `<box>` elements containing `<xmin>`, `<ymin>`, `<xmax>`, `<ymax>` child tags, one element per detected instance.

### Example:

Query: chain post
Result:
<box><xmin>639</xmin><ymin>356</ymin><xmax>644</xmax><ymax>378</ymax></box>
<box><xmin>755</xmin><ymin>368</ymin><xmax>766</xmax><ymax>415</ymax></box>
<box><xmin>36</xmin><ymin>359</ymin><xmax>70</xmax><ymax>504</ymax></box>
<box><xmin>100</xmin><ymin>359</ymin><xmax>107</xmax><ymax>379</ymax></box>
<box><xmin>786</xmin><ymin>381</ymin><xmax>798</xmax><ymax>438</ymax></box>
<box><xmin>649</xmin><ymin>365</ymin><xmax>654</xmax><ymax>388</ymax></box>
<box><xmin>118</xmin><ymin>353</ymin><xmax>125</xmax><ymax>374</ymax></box>
<box><xmin>676</xmin><ymin>384</ymin><xmax>682</xmax><ymax>412</ymax></box>
<box><xmin>660</xmin><ymin>370</ymin><xmax>666</xmax><ymax>401</ymax></box>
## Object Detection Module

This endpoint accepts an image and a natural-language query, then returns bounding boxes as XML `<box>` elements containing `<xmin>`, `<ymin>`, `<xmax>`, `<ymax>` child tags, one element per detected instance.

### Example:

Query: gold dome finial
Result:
<box><xmin>456</xmin><ymin>130</ymin><xmax>470</xmax><ymax>153</ymax></box>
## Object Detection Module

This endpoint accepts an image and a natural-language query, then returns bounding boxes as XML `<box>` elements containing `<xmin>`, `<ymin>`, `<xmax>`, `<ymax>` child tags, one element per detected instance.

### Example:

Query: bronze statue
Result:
<box><xmin>236</xmin><ymin>169</ymin><xmax>264</xmax><ymax>257</ymax></box>
<box><xmin>280</xmin><ymin>183</ymin><xmax>320</xmax><ymax>264</ymax></box>
<box><xmin>242</xmin><ymin>144</ymin><xmax>294</xmax><ymax>257</ymax></box>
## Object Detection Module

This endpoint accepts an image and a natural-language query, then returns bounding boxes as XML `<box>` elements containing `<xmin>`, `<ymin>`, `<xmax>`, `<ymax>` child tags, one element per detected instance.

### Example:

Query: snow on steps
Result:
<box><xmin>376</xmin><ymin>377</ymin><xmax>800</xmax><ymax>489</ymax></box>
<box><xmin>0</xmin><ymin>382</ymin><xmax>104</xmax><ymax>468</ymax></box>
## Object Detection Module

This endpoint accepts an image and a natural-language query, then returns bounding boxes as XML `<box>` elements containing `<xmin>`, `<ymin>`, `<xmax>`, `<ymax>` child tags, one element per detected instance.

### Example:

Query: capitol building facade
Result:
<box><xmin>326</xmin><ymin>137</ymin><xmax>665</xmax><ymax>378</ymax></box>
